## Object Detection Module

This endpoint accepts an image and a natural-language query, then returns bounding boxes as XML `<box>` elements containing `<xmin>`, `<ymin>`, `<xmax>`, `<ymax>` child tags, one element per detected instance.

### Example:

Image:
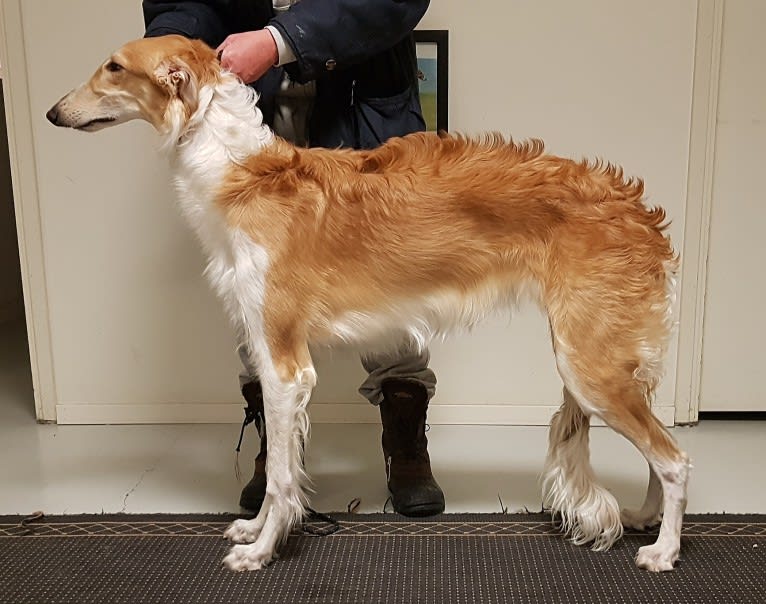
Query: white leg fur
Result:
<box><xmin>215</xmin><ymin>230</ymin><xmax>315</xmax><ymax>571</ymax></box>
<box><xmin>634</xmin><ymin>454</ymin><xmax>691</xmax><ymax>572</ymax></box>
<box><xmin>542</xmin><ymin>388</ymin><xmax>623</xmax><ymax>551</ymax></box>
<box><xmin>224</xmin><ymin>362</ymin><xmax>315</xmax><ymax>571</ymax></box>
<box><xmin>621</xmin><ymin>468</ymin><xmax>663</xmax><ymax>530</ymax></box>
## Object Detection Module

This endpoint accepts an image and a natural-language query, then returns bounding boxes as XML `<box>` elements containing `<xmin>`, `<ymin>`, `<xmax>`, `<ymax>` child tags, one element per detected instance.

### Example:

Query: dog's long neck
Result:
<box><xmin>170</xmin><ymin>72</ymin><xmax>274</xmax><ymax>180</ymax></box>
<box><xmin>163</xmin><ymin>72</ymin><xmax>275</xmax><ymax>266</ymax></box>
<box><xmin>166</xmin><ymin>73</ymin><xmax>274</xmax><ymax>245</ymax></box>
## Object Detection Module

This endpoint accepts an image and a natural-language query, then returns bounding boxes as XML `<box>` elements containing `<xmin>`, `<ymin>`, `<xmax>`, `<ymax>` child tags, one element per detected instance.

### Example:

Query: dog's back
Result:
<box><xmin>216</xmin><ymin>132</ymin><xmax>675</xmax><ymax>347</ymax></box>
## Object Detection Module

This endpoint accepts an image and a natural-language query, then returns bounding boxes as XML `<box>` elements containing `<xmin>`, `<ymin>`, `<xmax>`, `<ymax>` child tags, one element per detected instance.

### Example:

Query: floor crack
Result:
<box><xmin>118</xmin><ymin>431</ymin><xmax>183</xmax><ymax>513</ymax></box>
<box><xmin>120</xmin><ymin>465</ymin><xmax>155</xmax><ymax>513</ymax></box>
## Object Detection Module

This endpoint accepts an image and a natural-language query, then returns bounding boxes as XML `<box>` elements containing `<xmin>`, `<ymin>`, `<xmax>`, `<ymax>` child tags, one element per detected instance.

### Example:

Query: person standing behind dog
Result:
<box><xmin>143</xmin><ymin>0</ymin><xmax>445</xmax><ymax>518</ymax></box>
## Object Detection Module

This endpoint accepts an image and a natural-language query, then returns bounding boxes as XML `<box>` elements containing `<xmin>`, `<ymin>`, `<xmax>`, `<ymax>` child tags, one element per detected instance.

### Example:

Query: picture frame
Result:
<box><xmin>414</xmin><ymin>30</ymin><xmax>449</xmax><ymax>132</ymax></box>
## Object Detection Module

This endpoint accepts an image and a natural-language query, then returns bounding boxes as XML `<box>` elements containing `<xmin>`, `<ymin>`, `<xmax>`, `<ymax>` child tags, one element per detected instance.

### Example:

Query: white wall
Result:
<box><xmin>12</xmin><ymin>0</ymin><xmax>696</xmax><ymax>424</ymax></box>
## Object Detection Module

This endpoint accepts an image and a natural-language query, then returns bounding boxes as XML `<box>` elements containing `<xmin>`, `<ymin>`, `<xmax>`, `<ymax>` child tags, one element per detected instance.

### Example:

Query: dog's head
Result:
<box><xmin>46</xmin><ymin>35</ymin><xmax>219</xmax><ymax>135</ymax></box>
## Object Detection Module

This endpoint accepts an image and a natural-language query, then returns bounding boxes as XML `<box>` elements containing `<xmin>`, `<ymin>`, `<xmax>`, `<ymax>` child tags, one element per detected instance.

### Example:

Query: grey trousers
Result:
<box><xmin>238</xmin><ymin>344</ymin><xmax>437</xmax><ymax>405</ymax></box>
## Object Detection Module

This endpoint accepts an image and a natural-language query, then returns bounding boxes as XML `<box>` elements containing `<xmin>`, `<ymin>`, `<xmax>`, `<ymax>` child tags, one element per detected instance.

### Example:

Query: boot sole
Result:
<box><xmin>392</xmin><ymin>500</ymin><xmax>446</xmax><ymax>517</ymax></box>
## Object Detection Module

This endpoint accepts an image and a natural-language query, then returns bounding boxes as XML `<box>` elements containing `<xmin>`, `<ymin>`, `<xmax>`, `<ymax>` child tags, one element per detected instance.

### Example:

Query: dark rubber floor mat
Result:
<box><xmin>1</xmin><ymin>513</ymin><xmax>763</xmax><ymax>603</ymax></box>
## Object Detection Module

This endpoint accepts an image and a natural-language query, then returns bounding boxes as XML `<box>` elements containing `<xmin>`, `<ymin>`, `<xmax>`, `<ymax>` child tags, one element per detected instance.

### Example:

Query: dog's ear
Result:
<box><xmin>154</xmin><ymin>59</ymin><xmax>197</xmax><ymax>105</ymax></box>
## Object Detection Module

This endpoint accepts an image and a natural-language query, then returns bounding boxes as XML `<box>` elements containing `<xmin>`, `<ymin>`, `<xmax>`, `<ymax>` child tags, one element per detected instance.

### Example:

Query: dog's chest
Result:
<box><xmin>173</xmin><ymin>173</ymin><xmax>270</xmax><ymax>328</ymax></box>
<box><xmin>170</xmin><ymin>145</ymin><xmax>232</xmax><ymax>251</ymax></box>
<box><xmin>171</xmin><ymin>168</ymin><xmax>235</xmax><ymax>282</ymax></box>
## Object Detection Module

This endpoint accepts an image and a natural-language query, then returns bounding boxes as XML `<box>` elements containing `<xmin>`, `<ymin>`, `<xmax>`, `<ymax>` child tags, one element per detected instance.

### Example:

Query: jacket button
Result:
<box><xmin>325</xmin><ymin>59</ymin><xmax>337</xmax><ymax>71</ymax></box>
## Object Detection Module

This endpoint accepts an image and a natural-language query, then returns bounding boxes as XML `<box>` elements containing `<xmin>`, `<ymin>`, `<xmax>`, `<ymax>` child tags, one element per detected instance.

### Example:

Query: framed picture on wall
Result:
<box><xmin>414</xmin><ymin>30</ymin><xmax>449</xmax><ymax>132</ymax></box>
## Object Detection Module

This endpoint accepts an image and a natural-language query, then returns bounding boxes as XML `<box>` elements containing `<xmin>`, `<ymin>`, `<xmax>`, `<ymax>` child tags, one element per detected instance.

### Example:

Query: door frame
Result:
<box><xmin>0</xmin><ymin>0</ymin><xmax>58</xmax><ymax>422</ymax></box>
<box><xmin>673</xmin><ymin>0</ymin><xmax>723</xmax><ymax>424</ymax></box>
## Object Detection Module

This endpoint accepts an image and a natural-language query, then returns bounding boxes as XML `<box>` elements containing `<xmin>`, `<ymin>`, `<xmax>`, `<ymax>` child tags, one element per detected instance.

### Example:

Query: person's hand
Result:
<box><xmin>216</xmin><ymin>30</ymin><xmax>279</xmax><ymax>84</ymax></box>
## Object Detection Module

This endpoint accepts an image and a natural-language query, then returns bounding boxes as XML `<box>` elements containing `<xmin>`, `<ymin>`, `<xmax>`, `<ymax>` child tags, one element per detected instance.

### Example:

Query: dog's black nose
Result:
<box><xmin>46</xmin><ymin>106</ymin><xmax>59</xmax><ymax>125</ymax></box>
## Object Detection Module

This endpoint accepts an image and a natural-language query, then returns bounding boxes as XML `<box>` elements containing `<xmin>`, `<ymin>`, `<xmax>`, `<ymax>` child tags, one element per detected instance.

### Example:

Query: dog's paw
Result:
<box><xmin>223</xmin><ymin>543</ymin><xmax>275</xmax><ymax>572</ymax></box>
<box><xmin>635</xmin><ymin>543</ymin><xmax>679</xmax><ymax>572</ymax></box>
<box><xmin>621</xmin><ymin>508</ymin><xmax>661</xmax><ymax>531</ymax></box>
<box><xmin>224</xmin><ymin>519</ymin><xmax>261</xmax><ymax>544</ymax></box>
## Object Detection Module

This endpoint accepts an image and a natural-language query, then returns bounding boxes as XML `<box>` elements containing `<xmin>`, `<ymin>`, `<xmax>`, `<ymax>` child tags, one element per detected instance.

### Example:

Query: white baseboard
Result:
<box><xmin>55</xmin><ymin>401</ymin><xmax>675</xmax><ymax>427</ymax></box>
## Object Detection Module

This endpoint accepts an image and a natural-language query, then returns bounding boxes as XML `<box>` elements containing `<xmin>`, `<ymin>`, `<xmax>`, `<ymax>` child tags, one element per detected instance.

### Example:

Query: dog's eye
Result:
<box><xmin>106</xmin><ymin>61</ymin><xmax>124</xmax><ymax>73</ymax></box>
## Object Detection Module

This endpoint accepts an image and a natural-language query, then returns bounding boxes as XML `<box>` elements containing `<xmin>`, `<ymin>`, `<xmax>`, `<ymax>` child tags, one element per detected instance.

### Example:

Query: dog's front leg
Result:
<box><xmin>223</xmin><ymin>338</ymin><xmax>315</xmax><ymax>571</ymax></box>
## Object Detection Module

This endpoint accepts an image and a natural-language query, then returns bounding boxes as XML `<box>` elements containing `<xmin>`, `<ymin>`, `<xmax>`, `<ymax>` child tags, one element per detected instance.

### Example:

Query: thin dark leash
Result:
<box><xmin>301</xmin><ymin>508</ymin><xmax>341</xmax><ymax>536</ymax></box>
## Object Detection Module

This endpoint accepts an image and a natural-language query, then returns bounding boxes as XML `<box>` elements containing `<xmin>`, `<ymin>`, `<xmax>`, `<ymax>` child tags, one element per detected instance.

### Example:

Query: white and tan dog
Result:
<box><xmin>48</xmin><ymin>35</ymin><xmax>690</xmax><ymax>572</ymax></box>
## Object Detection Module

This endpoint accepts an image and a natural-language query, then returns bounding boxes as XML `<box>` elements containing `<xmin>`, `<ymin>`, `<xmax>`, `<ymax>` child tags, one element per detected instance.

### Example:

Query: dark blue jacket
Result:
<box><xmin>143</xmin><ymin>0</ymin><xmax>429</xmax><ymax>149</ymax></box>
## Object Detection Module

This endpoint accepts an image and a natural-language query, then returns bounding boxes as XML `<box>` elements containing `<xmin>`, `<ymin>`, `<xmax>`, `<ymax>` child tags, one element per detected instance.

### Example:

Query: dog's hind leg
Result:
<box><xmin>551</xmin><ymin>334</ymin><xmax>689</xmax><ymax>571</ymax></box>
<box><xmin>224</xmin><ymin>333</ymin><xmax>315</xmax><ymax>571</ymax></box>
<box><xmin>599</xmin><ymin>392</ymin><xmax>690</xmax><ymax>572</ymax></box>
<box><xmin>543</xmin><ymin>383</ymin><xmax>623</xmax><ymax>551</ymax></box>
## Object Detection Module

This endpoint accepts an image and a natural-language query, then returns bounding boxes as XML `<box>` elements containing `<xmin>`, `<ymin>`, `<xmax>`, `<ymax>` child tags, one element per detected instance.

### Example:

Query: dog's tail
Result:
<box><xmin>542</xmin><ymin>388</ymin><xmax>623</xmax><ymax>550</ymax></box>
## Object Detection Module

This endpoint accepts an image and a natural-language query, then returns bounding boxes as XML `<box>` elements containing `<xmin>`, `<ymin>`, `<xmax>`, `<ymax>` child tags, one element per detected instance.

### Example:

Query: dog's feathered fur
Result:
<box><xmin>48</xmin><ymin>35</ymin><xmax>690</xmax><ymax>572</ymax></box>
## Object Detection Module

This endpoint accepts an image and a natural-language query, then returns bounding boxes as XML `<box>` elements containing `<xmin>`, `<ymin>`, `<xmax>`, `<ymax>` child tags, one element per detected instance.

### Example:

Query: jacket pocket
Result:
<box><xmin>353</xmin><ymin>85</ymin><xmax>426</xmax><ymax>149</ymax></box>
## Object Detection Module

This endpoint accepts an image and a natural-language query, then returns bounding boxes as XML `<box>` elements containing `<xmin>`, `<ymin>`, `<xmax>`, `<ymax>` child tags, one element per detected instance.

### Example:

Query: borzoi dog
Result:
<box><xmin>47</xmin><ymin>35</ymin><xmax>689</xmax><ymax>572</ymax></box>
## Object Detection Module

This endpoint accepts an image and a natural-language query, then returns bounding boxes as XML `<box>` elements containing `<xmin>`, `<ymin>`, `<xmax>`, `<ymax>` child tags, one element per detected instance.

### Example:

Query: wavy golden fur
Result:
<box><xmin>220</xmin><ymin>133</ymin><xmax>675</xmax><ymax>388</ymax></box>
<box><xmin>48</xmin><ymin>35</ymin><xmax>690</xmax><ymax>573</ymax></box>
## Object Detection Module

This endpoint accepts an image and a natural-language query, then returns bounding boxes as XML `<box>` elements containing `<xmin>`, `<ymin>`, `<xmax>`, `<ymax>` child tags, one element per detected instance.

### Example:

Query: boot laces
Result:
<box><xmin>235</xmin><ymin>406</ymin><xmax>258</xmax><ymax>454</ymax></box>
